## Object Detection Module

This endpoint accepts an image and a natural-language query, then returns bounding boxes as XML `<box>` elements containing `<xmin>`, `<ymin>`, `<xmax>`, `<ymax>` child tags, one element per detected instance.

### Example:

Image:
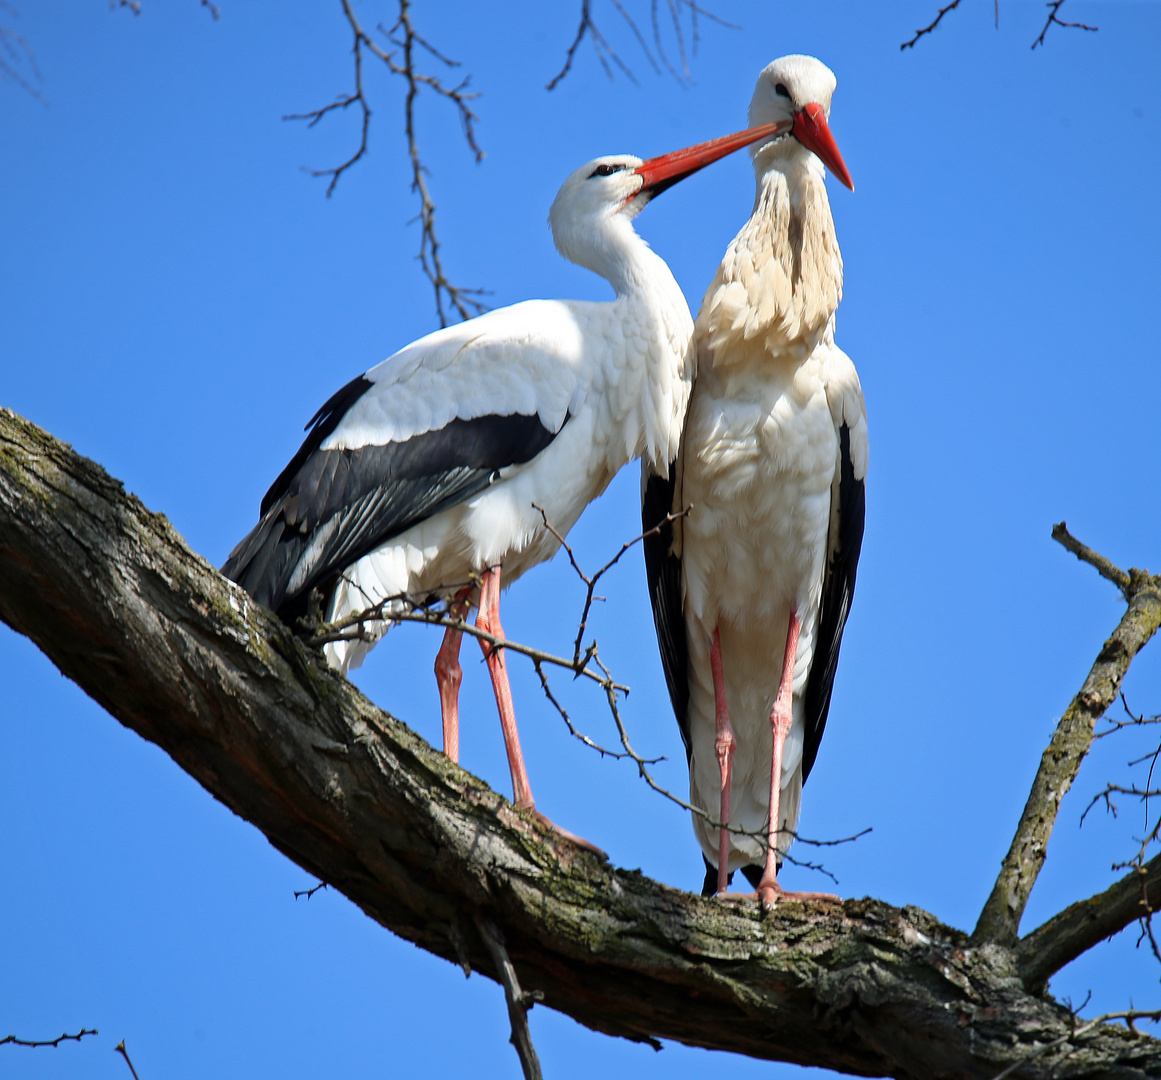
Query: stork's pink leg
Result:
<box><xmin>475</xmin><ymin>565</ymin><xmax>534</xmax><ymax>809</ymax></box>
<box><xmin>474</xmin><ymin>564</ymin><xmax>605</xmax><ymax>857</ymax></box>
<box><xmin>710</xmin><ymin>626</ymin><xmax>735</xmax><ymax>896</ymax></box>
<box><xmin>756</xmin><ymin>610</ymin><xmax>838</xmax><ymax>908</ymax></box>
<box><xmin>434</xmin><ymin>587</ymin><xmax>473</xmax><ymax>763</ymax></box>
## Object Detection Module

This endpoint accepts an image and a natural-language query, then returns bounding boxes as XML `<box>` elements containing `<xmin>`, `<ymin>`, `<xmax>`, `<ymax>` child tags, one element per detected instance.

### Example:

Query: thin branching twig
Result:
<box><xmin>2</xmin><ymin>1028</ymin><xmax>97</xmax><ymax>1048</ymax></box>
<box><xmin>294</xmin><ymin>880</ymin><xmax>330</xmax><ymax>900</ymax></box>
<box><xmin>1033</xmin><ymin>0</ymin><xmax>1097</xmax><ymax>49</ymax></box>
<box><xmin>1078</xmin><ymin>687</ymin><xmax>1161</xmax><ymax>971</ymax></box>
<box><xmin>900</xmin><ymin>0</ymin><xmax>965</xmax><ymax>50</ymax></box>
<box><xmin>533</xmin><ymin>501</ymin><xmax>689</xmax><ymax>668</ymax></box>
<box><xmin>901</xmin><ymin>0</ymin><xmax>1097</xmax><ymax>51</ymax></box>
<box><xmin>286</xmin><ymin>0</ymin><xmax>486</xmax><ymax>325</ymax></box>
<box><xmin>547</xmin><ymin>0</ymin><xmax>734</xmax><ymax>90</ymax></box>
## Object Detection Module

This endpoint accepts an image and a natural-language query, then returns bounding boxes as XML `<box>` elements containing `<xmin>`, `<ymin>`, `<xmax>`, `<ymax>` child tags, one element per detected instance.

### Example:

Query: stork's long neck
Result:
<box><xmin>577</xmin><ymin>218</ymin><xmax>695</xmax><ymax>473</ymax></box>
<box><xmin>696</xmin><ymin>157</ymin><xmax>843</xmax><ymax>371</ymax></box>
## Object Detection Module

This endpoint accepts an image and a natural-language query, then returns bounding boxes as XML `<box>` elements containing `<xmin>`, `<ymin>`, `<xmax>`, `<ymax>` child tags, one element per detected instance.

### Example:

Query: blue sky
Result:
<box><xmin>3</xmin><ymin>1</ymin><xmax>1160</xmax><ymax>1076</ymax></box>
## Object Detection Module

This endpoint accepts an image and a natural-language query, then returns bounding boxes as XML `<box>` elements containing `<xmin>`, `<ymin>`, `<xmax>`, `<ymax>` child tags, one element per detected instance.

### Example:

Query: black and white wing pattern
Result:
<box><xmin>641</xmin><ymin>460</ymin><xmax>691</xmax><ymax>760</ymax></box>
<box><xmin>223</xmin><ymin>303</ymin><xmax>585</xmax><ymax>620</ymax></box>
<box><xmin>800</xmin><ymin>421</ymin><xmax>865</xmax><ymax>783</ymax></box>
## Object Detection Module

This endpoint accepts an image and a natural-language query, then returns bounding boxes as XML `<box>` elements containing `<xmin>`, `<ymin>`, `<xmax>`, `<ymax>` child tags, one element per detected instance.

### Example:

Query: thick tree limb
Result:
<box><xmin>2</xmin><ymin>406</ymin><xmax>1160</xmax><ymax>1079</ymax></box>
<box><xmin>1017</xmin><ymin>854</ymin><xmax>1161</xmax><ymax>989</ymax></box>
<box><xmin>973</xmin><ymin>527</ymin><xmax>1161</xmax><ymax>946</ymax></box>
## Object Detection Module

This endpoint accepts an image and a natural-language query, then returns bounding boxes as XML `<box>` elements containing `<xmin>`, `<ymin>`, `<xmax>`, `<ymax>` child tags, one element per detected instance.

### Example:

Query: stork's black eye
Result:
<box><xmin>775</xmin><ymin>82</ymin><xmax>791</xmax><ymax>99</ymax></box>
<box><xmin>589</xmin><ymin>163</ymin><xmax>626</xmax><ymax>178</ymax></box>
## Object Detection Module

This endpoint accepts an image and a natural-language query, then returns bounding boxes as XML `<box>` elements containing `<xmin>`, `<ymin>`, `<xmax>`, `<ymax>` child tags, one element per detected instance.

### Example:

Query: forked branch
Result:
<box><xmin>547</xmin><ymin>0</ymin><xmax>735</xmax><ymax>90</ymax></box>
<box><xmin>973</xmin><ymin>524</ymin><xmax>1161</xmax><ymax>945</ymax></box>
<box><xmin>1016</xmin><ymin>853</ymin><xmax>1161</xmax><ymax>987</ymax></box>
<box><xmin>901</xmin><ymin>0</ymin><xmax>1097</xmax><ymax>50</ymax></box>
<box><xmin>1033</xmin><ymin>0</ymin><xmax>1097</xmax><ymax>49</ymax></box>
<box><xmin>287</xmin><ymin>0</ymin><xmax>486</xmax><ymax>325</ymax></box>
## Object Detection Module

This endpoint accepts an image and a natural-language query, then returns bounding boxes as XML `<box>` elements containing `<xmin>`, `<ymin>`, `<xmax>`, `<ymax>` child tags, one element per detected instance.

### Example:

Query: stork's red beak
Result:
<box><xmin>634</xmin><ymin>120</ymin><xmax>792</xmax><ymax>198</ymax></box>
<box><xmin>791</xmin><ymin>102</ymin><xmax>854</xmax><ymax>191</ymax></box>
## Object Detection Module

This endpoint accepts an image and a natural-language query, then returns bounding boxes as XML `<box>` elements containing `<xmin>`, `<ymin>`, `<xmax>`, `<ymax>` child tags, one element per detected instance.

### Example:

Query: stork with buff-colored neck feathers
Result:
<box><xmin>644</xmin><ymin>55</ymin><xmax>866</xmax><ymax>901</ymax></box>
<box><xmin>223</xmin><ymin>121</ymin><xmax>787</xmax><ymax>850</ymax></box>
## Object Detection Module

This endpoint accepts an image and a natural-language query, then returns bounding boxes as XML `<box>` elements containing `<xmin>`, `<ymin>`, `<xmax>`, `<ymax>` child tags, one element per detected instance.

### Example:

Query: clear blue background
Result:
<box><xmin>3</xmin><ymin>2</ymin><xmax>1159</xmax><ymax>1076</ymax></box>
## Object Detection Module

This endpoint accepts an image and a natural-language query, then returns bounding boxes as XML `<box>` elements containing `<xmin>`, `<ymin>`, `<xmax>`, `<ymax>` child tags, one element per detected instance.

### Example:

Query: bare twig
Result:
<box><xmin>973</xmin><ymin>528</ymin><xmax>1161</xmax><ymax>946</ymax></box>
<box><xmin>286</xmin><ymin>0</ymin><xmax>486</xmax><ymax>325</ymax></box>
<box><xmin>1033</xmin><ymin>0</ymin><xmax>1097</xmax><ymax>49</ymax></box>
<box><xmin>474</xmin><ymin>915</ymin><xmax>544</xmax><ymax>1080</ymax></box>
<box><xmin>533</xmin><ymin>501</ymin><xmax>690</xmax><ymax>667</ymax></box>
<box><xmin>2</xmin><ymin>1028</ymin><xmax>97</xmax><ymax>1048</ymax></box>
<box><xmin>115</xmin><ymin>1040</ymin><xmax>142</xmax><ymax>1080</ymax></box>
<box><xmin>902</xmin><ymin>1</ymin><xmax>1097</xmax><ymax>51</ymax></box>
<box><xmin>546</xmin><ymin>0</ymin><xmax>644</xmax><ymax>89</ymax></box>
<box><xmin>382</xmin><ymin>0</ymin><xmax>487</xmax><ymax>325</ymax></box>
<box><xmin>547</xmin><ymin>0</ymin><xmax>735</xmax><ymax>91</ymax></box>
<box><xmin>294</xmin><ymin>880</ymin><xmax>329</xmax><ymax>900</ymax></box>
<box><xmin>307</xmin><ymin>597</ymin><xmax>630</xmax><ymax>696</ymax></box>
<box><xmin>900</xmin><ymin>0</ymin><xmax>965</xmax><ymax>50</ymax></box>
<box><xmin>531</xmin><ymin>658</ymin><xmax>644</xmax><ymax>761</ymax></box>
<box><xmin>1097</xmin><ymin>696</ymin><xmax>1161</xmax><ymax>739</ymax></box>
<box><xmin>547</xmin><ymin>0</ymin><xmax>593</xmax><ymax>89</ymax></box>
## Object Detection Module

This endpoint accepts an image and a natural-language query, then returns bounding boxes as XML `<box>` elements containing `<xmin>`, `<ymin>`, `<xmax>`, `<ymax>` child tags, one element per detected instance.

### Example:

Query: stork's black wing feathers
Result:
<box><xmin>223</xmin><ymin>374</ymin><xmax>562</xmax><ymax>620</ymax></box>
<box><xmin>801</xmin><ymin>423</ymin><xmax>865</xmax><ymax>784</ymax></box>
<box><xmin>260</xmin><ymin>375</ymin><xmax>375</xmax><ymax>517</ymax></box>
<box><xmin>642</xmin><ymin>466</ymin><xmax>691</xmax><ymax>762</ymax></box>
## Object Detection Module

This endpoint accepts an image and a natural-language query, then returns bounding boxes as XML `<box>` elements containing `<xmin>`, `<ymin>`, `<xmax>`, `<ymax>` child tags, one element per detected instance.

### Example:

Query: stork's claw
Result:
<box><xmin>529</xmin><ymin>809</ymin><xmax>607</xmax><ymax>859</ymax></box>
<box><xmin>755</xmin><ymin>879</ymin><xmax>840</xmax><ymax>909</ymax></box>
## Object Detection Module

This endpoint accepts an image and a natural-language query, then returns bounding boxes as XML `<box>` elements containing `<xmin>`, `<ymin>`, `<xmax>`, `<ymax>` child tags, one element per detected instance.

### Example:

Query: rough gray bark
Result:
<box><xmin>1</xmin><ymin>405</ymin><xmax>1158</xmax><ymax>1080</ymax></box>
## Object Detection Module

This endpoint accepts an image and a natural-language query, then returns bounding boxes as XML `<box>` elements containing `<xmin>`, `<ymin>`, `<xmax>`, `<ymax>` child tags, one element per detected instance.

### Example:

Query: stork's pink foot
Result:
<box><xmin>526</xmin><ymin>808</ymin><xmax>606</xmax><ymax>858</ymax></box>
<box><xmin>754</xmin><ymin>874</ymin><xmax>840</xmax><ymax>909</ymax></box>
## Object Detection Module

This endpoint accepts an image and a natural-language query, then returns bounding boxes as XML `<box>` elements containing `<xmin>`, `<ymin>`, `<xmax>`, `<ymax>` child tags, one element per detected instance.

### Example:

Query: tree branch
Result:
<box><xmin>1016</xmin><ymin>853</ymin><xmax>1161</xmax><ymax>989</ymax></box>
<box><xmin>286</xmin><ymin>0</ymin><xmax>486</xmax><ymax>325</ymax></box>
<box><xmin>1033</xmin><ymin>1</ymin><xmax>1097</xmax><ymax>50</ymax></box>
<box><xmin>973</xmin><ymin>527</ymin><xmax>1161</xmax><ymax>945</ymax></box>
<box><xmin>1</xmin><ymin>1028</ymin><xmax>98</xmax><ymax>1048</ymax></box>
<box><xmin>1050</xmin><ymin>521</ymin><xmax>1131</xmax><ymax>598</ymax></box>
<box><xmin>901</xmin><ymin>1</ymin><xmax>1098</xmax><ymax>51</ymax></box>
<box><xmin>547</xmin><ymin>0</ymin><xmax>735</xmax><ymax>91</ymax></box>
<box><xmin>475</xmin><ymin>915</ymin><xmax>545</xmax><ymax>1080</ymax></box>
<box><xmin>3</xmin><ymin>406</ymin><xmax>1161</xmax><ymax>1079</ymax></box>
<box><xmin>900</xmin><ymin>0</ymin><xmax>965</xmax><ymax>51</ymax></box>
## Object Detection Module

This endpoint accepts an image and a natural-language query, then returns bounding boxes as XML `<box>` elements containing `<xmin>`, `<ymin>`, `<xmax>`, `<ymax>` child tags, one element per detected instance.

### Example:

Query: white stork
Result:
<box><xmin>223</xmin><ymin>121</ymin><xmax>788</xmax><ymax>848</ymax></box>
<box><xmin>643</xmin><ymin>55</ymin><xmax>866</xmax><ymax>900</ymax></box>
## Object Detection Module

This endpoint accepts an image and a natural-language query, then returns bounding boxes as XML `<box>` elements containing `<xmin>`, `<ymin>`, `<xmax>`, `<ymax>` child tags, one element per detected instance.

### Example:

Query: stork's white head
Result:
<box><xmin>746</xmin><ymin>54</ymin><xmax>853</xmax><ymax>191</ymax></box>
<box><xmin>549</xmin><ymin>122</ymin><xmax>791</xmax><ymax>283</ymax></box>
